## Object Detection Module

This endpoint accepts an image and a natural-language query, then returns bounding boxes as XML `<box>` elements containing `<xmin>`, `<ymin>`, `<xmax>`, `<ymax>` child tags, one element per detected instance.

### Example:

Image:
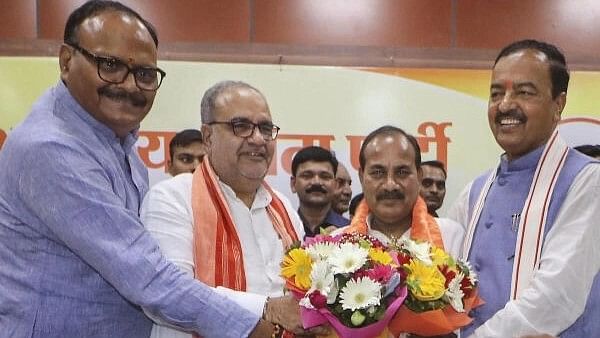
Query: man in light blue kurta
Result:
<box><xmin>448</xmin><ymin>40</ymin><xmax>600</xmax><ymax>337</ymax></box>
<box><xmin>0</xmin><ymin>1</ymin><xmax>267</xmax><ymax>337</ymax></box>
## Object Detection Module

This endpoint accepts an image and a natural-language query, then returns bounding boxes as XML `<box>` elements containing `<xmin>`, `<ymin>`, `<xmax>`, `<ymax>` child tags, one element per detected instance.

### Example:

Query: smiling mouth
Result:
<box><xmin>241</xmin><ymin>151</ymin><xmax>266</xmax><ymax>159</ymax></box>
<box><xmin>498</xmin><ymin>117</ymin><xmax>524</xmax><ymax>126</ymax></box>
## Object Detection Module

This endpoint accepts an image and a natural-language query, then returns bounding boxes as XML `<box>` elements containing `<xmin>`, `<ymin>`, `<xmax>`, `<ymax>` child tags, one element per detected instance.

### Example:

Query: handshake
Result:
<box><xmin>249</xmin><ymin>295</ymin><xmax>330</xmax><ymax>338</ymax></box>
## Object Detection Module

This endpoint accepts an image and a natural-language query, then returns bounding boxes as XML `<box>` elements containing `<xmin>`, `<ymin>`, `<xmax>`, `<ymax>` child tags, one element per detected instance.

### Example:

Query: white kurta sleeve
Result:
<box><xmin>469</xmin><ymin>164</ymin><xmax>600</xmax><ymax>337</ymax></box>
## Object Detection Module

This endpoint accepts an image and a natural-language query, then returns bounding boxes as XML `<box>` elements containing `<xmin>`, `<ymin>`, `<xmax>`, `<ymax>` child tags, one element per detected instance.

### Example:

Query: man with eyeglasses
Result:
<box><xmin>141</xmin><ymin>80</ymin><xmax>330</xmax><ymax>338</ymax></box>
<box><xmin>0</xmin><ymin>2</ymin><xmax>276</xmax><ymax>338</ymax></box>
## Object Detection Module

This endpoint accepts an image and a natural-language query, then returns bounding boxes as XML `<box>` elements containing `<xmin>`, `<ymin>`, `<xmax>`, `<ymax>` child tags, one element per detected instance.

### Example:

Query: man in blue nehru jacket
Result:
<box><xmin>0</xmin><ymin>1</ymin><xmax>273</xmax><ymax>337</ymax></box>
<box><xmin>448</xmin><ymin>39</ymin><xmax>600</xmax><ymax>337</ymax></box>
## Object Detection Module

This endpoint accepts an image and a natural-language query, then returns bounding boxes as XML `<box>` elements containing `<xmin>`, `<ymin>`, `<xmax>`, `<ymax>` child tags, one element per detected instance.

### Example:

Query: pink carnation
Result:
<box><xmin>366</xmin><ymin>264</ymin><xmax>394</xmax><ymax>283</ymax></box>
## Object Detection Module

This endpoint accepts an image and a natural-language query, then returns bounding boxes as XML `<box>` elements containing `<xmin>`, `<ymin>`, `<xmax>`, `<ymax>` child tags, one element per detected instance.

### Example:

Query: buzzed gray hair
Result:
<box><xmin>200</xmin><ymin>80</ymin><xmax>266</xmax><ymax>123</ymax></box>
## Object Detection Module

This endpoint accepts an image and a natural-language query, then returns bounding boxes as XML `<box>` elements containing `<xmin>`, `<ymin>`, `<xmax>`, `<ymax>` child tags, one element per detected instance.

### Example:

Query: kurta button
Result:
<box><xmin>474</xmin><ymin>264</ymin><xmax>481</xmax><ymax>271</ymax></box>
<box><xmin>497</xmin><ymin>177</ymin><xmax>507</xmax><ymax>186</ymax></box>
<box><xmin>485</xmin><ymin>221</ymin><xmax>493</xmax><ymax>229</ymax></box>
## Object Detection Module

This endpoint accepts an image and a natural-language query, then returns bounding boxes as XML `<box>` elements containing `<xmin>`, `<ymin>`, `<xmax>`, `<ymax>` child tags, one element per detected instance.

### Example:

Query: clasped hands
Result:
<box><xmin>264</xmin><ymin>294</ymin><xmax>330</xmax><ymax>337</ymax></box>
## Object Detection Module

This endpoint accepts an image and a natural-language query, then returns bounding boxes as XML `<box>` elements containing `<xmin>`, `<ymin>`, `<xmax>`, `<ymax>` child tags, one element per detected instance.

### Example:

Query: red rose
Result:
<box><xmin>308</xmin><ymin>290</ymin><xmax>328</xmax><ymax>309</ymax></box>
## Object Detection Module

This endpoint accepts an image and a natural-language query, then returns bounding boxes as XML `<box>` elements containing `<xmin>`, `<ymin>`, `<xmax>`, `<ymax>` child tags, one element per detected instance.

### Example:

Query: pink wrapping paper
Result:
<box><xmin>301</xmin><ymin>286</ymin><xmax>408</xmax><ymax>338</ymax></box>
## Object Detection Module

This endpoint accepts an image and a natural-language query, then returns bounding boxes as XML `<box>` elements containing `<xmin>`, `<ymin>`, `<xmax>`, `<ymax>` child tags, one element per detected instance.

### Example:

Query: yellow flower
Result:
<box><xmin>281</xmin><ymin>248</ymin><xmax>312</xmax><ymax>290</ymax></box>
<box><xmin>431</xmin><ymin>246</ymin><xmax>451</xmax><ymax>267</ymax></box>
<box><xmin>368</xmin><ymin>248</ymin><xmax>394</xmax><ymax>266</ymax></box>
<box><xmin>406</xmin><ymin>259</ymin><xmax>446</xmax><ymax>301</ymax></box>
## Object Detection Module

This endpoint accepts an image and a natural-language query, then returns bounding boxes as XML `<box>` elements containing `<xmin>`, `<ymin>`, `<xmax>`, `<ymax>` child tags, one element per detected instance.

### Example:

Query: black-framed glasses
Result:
<box><xmin>67</xmin><ymin>43</ymin><xmax>166</xmax><ymax>91</ymax></box>
<box><xmin>207</xmin><ymin>119</ymin><xmax>280</xmax><ymax>141</ymax></box>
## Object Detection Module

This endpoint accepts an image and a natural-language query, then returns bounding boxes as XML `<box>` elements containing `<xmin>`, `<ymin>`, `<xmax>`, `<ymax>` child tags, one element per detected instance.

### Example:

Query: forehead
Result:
<box><xmin>336</xmin><ymin>165</ymin><xmax>351</xmax><ymax>179</ymax></box>
<box><xmin>297</xmin><ymin>160</ymin><xmax>334</xmax><ymax>173</ymax></box>
<box><xmin>77</xmin><ymin>11</ymin><xmax>157</xmax><ymax>66</ymax></box>
<box><xmin>173</xmin><ymin>141</ymin><xmax>205</xmax><ymax>153</ymax></box>
<box><xmin>363</xmin><ymin>133</ymin><xmax>415</xmax><ymax>166</ymax></box>
<box><xmin>491</xmin><ymin>49</ymin><xmax>552</xmax><ymax>88</ymax></box>
<box><xmin>421</xmin><ymin>165</ymin><xmax>445</xmax><ymax>179</ymax></box>
<box><xmin>214</xmin><ymin>87</ymin><xmax>271</xmax><ymax>122</ymax></box>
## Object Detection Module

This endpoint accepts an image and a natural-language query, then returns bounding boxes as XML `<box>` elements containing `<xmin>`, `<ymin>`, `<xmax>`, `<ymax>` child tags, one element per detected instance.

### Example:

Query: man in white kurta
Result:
<box><xmin>140</xmin><ymin>81</ymin><xmax>329</xmax><ymax>338</ymax></box>
<box><xmin>141</xmin><ymin>173</ymin><xmax>303</xmax><ymax>338</ymax></box>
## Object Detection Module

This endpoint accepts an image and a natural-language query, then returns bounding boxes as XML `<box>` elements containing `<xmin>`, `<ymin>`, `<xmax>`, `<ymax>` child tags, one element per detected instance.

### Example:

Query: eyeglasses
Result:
<box><xmin>207</xmin><ymin>119</ymin><xmax>280</xmax><ymax>141</ymax></box>
<box><xmin>67</xmin><ymin>43</ymin><xmax>166</xmax><ymax>91</ymax></box>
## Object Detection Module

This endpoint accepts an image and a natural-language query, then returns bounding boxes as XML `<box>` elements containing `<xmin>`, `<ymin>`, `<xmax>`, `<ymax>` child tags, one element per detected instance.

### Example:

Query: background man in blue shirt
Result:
<box><xmin>0</xmin><ymin>1</ymin><xmax>272</xmax><ymax>337</ymax></box>
<box><xmin>290</xmin><ymin>146</ymin><xmax>350</xmax><ymax>237</ymax></box>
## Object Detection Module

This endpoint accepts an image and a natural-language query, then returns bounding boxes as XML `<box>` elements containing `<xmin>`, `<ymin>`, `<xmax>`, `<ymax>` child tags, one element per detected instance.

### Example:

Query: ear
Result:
<box><xmin>290</xmin><ymin>176</ymin><xmax>297</xmax><ymax>193</ymax></box>
<box><xmin>201</xmin><ymin>124</ymin><xmax>212</xmax><ymax>147</ymax></box>
<box><xmin>553</xmin><ymin>92</ymin><xmax>567</xmax><ymax>123</ymax></box>
<box><xmin>166</xmin><ymin>159</ymin><xmax>174</xmax><ymax>175</ymax></box>
<box><xmin>59</xmin><ymin>44</ymin><xmax>73</xmax><ymax>81</ymax></box>
<box><xmin>358</xmin><ymin>167</ymin><xmax>365</xmax><ymax>187</ymax></box>
<box><xmin>416</xmin><ymin>166</ymin><xmax>424</xmax><ymax>193</ymax></box>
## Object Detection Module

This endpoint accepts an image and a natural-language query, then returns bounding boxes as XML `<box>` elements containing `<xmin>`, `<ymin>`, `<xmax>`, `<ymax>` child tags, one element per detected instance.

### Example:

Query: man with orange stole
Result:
<box><xmin>339</xmin><ymin>125</ymin><xmax>470</xmax><ymax>337</ymax></box>
<box><xmin>140</xmin><ymin>81</ymin><xmax>329</xmax><ymax>337</ymax></box>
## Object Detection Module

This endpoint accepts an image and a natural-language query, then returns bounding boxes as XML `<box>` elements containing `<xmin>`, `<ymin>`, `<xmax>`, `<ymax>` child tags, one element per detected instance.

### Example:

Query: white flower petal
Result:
<box><xmin>402</xmin><ymin>238</ymin><xmax>433</xmax><ymax>265</ymax></box>
<box><xmin>306</xmin><ymin>241</ymin><xmax>336</xmax><ymax>261</ymax></box>
<box><xmin>444</xmin><ymin>272</ymin><xmax>465</xmax><ymax>312</ymax></box>
<box><xmin>340</xmin><ymin>277</ymin><xmax>381</xmax><ymax>311</ymax></box>
<box><xmin>327</xmin><ymin>242</ymin><xmax>369</xmax><ymax>274</ymax></box>
<box><xmin>310</xmin><ymin>260</ymin><xmax>335</xmax><ymax>295</ymax></box>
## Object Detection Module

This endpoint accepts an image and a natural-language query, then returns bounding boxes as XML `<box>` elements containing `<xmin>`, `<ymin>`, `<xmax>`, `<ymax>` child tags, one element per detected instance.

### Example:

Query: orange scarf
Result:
<box><xmin>344</xmin><ymin>196</ymin><xmax>444</xmax><ymax>248</ymax></box>
<box><xmin>191</xmin><ymin>159</ymin><xmax>299</xmax><ymax>289</ymax></box>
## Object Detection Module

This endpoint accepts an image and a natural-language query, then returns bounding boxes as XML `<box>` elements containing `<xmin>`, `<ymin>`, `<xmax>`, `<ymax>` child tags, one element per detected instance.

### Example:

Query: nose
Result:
<box><xmin>383</xmin><ymin>172</ymin><xmax>400</xmax><ymax>189</ymax></box>
<box><xmin>498</xmin><ymin>91</ymin><xmax>516</xmax><ymax>112</ymax></box>
<box><xmin>192</xmin><ymin>158</ymin><xmax>201</xmax><ymax>168</ymax></box>
<box><xmin>246</xmin><ymin>125</ymin><xmax>267</xmax><ymax>145</ymax></box>
<box><xmin>121</xmin><ymin>71</ymin><xmax>138</xmax><ymax>91</ymax></box>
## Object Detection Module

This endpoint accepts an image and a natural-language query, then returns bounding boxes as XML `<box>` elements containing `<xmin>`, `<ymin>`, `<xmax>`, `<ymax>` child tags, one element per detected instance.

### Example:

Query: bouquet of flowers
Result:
<box><xmin>388</xmin><ymin>237</ymin><xmax>483</xmax><ymax>336</ymax></box>
<box><xmin>281</xmin><ymin>232</ymin><xmax>408</xmax><ymax>338</ymax></box>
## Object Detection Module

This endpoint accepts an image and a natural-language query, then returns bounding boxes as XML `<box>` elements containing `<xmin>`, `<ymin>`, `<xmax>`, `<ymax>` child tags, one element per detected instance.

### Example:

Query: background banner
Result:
<box><xmin>2</xmin><ymin>57</ymin><xmax>599</xmax><ymax>215</ymax></box>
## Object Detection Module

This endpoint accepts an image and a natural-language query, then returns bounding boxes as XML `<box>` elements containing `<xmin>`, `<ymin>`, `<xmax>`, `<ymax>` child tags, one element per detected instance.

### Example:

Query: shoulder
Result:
<box><xmin>326</xmin><ymin>210</ymin><xmax>350</xmax><ymax>227</ymax></box>
<box><xmin>271</xmin><ymin>189</ymin><xmax>297</xmax><ymax>214</ymax></box>
<box><xmin>148</xmin><ymin>174</ymin><xmax>193</xmax><ymax>200</ymax></box>
<box><xmin>435</xmin><ymin>217</ymin><xmax>465</xmax><ymax>256</ymax></box>
<box><xmin>436</xmin><ymin>217</ymin><xmax>466</xmax><ymax>235</ymax></box>
<box><xmin>142</xmin><ymin>174</ymin><xmax>193</xmax><ymax>212</ymax></box>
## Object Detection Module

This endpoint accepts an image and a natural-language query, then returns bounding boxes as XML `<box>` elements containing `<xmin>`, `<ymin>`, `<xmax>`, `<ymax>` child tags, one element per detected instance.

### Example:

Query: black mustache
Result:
<box><xmin>376</xmin><ymin>190</ymin><xmax>405</xmax><ymax>201</ymax></box>
<box><xmin>306</xmin><ymin>185</ymin><xmax>328</xmax><ymax>194</ymax></box>
<box><xmin>495</xmin><ymin>109</ymin><xmax>527</xmax><ymax>124</ymax></box>
<box><xmin>98</xmin><ymin>86</ymin><xmax>147</xmax><ymax>107</ymax></box>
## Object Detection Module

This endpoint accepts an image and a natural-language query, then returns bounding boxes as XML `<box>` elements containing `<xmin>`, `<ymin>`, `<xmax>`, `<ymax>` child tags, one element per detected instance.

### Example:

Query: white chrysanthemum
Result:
<box><xmin>328</xmin><ymin>242</ymin><xmax>368</xmax><ymax>274</ymax></box>
<box><xmin>310</xmin><ymin>260</ymin><xmax>335</xmax><ymax>295</ymax></box>
<box><xmin>465</xmin><ymin>261</ymin><xmax>478</xmax><ymax>285</ymax></box>
<box><xmin>402</xmin><ymin>238</ymin><xmax>432</xmax><ymax>265</ymax></box>
<box><xmin>444</xmin><ymin>272</ymin><xmax>465</xmax><ymax>312</ymax></box>
<box><xmin>340</xmin><ymin>277</ymin><xmax>381</xmax><ymax>311</ymax></box>
<box><xmin>305</xmin><ymin>241</ymin><xmax>336</xmax><ymax>261</ymax></box>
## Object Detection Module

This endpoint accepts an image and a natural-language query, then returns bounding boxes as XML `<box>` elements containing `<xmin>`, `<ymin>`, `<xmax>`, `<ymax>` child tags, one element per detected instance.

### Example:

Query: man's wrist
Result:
<box><xmin>262</xmin><ymin>296</ymin><xmax>270</xmax><ymax>321</ymax></box>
